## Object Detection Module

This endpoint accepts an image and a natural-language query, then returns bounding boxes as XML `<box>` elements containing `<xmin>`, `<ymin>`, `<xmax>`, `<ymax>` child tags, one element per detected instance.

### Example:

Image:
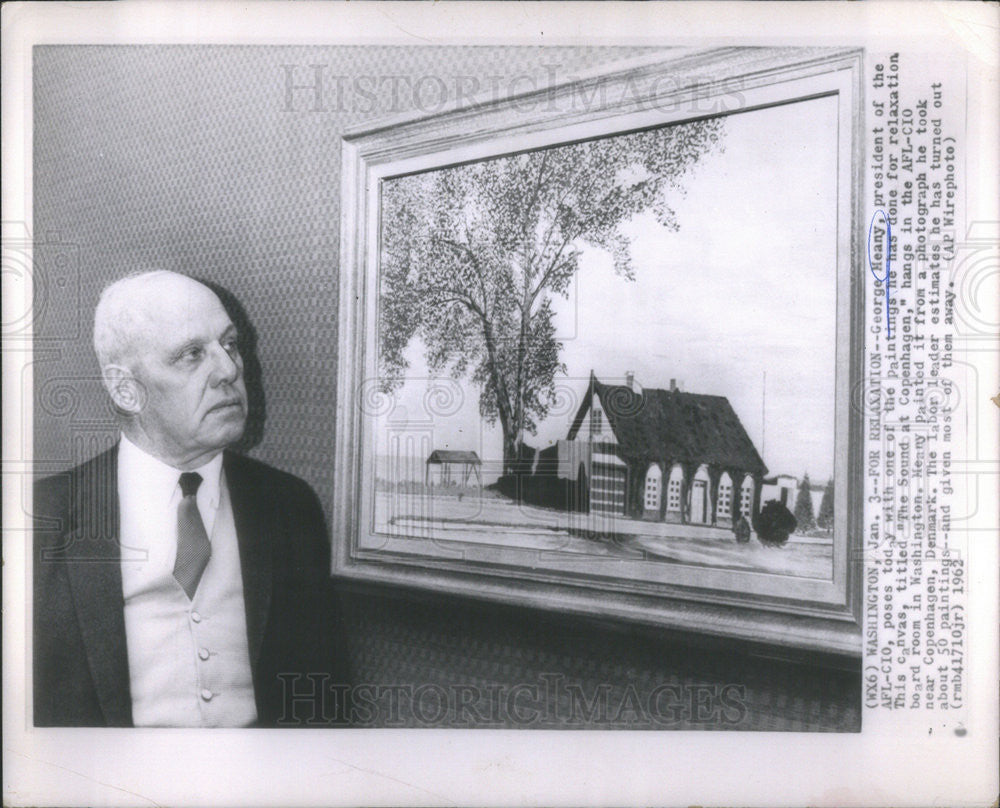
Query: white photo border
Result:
<box><xmin>3</xmin><ymin>4</ymin><xmax>997</xmax><ymax>808</ymax></box>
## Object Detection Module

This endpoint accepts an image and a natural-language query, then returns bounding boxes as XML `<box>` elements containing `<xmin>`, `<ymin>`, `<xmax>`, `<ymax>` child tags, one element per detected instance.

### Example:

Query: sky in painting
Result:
<box><xmin>376</xmin><ymin>93</ymin><xmax>840</xmax><ymax>483</ymax></box>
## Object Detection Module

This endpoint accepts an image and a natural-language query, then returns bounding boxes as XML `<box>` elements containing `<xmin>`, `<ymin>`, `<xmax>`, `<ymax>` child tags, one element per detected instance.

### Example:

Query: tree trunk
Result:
<box><xmin>479</xmin><ymin>317</ymin><xmax>517</xmax><ymax>477</ymax></box>
<box><xmin>502</xmin><ymin>429</ymin><xmax>518</xmax><ymax>480</ymax></box>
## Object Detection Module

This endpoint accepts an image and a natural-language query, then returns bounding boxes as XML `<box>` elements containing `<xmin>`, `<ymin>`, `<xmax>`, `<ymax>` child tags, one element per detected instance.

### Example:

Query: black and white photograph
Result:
<box><xmin>3</xmin><ymin>3</ymin><xmax>997</xmax><ymax>807</ymax></box>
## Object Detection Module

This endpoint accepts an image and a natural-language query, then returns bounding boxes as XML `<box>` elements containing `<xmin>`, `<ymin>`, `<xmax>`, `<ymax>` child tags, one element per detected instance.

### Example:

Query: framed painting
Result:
<box><xmin>334</xmin><ymin>46</ymin><xmax>865</xmax><ymax>657</ymax></box>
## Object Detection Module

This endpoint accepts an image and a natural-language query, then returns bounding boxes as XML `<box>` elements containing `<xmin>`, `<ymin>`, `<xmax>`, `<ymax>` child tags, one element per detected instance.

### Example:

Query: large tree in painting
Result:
<box><xmin>378</xmin><ymin>118</ymin><xmax>725</xmax><ymax>475</ymax></box>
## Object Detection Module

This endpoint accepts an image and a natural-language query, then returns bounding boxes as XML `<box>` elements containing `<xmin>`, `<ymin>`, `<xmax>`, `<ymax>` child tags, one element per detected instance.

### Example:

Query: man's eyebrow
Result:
<box><xmin>161</xmin><ymin>340</ymin><xmax>200</xmax><ymax>366</ymax></box>
<box><xmin>220</xmin><ymin>324</ymin><xmax>239</xmax><ymax>340</ymax></box>
<box><xmin>167</xmin><ymin>337</ymin><xmax>204</xmax><ymax>357</ymax></box>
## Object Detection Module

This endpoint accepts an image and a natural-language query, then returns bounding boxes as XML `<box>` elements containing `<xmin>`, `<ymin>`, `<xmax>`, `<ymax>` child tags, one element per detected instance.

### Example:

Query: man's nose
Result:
<box><xmin>208</xmin><ymin>341</ymin><xmax>241</xmax><ymax>385</ymax></box>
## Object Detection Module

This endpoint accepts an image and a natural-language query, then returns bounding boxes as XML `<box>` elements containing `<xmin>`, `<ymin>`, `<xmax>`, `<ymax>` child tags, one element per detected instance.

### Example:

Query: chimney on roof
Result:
<box><xmin>669</xmin><ymin>378</ymin><xmax>677</xmax><ymax>392</ymax></box>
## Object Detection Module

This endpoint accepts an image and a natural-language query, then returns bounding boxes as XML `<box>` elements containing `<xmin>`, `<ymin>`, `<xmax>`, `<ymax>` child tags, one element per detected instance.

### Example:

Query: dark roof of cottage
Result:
<box><xmin>426</xmin><ymin>450</ymin><xmax>481</xmax><ymax>465</ymax></box>
<box><xmin>578</xmin><ymin>376</ymin><xmax>767</xmax><ymax>475</ymax></box>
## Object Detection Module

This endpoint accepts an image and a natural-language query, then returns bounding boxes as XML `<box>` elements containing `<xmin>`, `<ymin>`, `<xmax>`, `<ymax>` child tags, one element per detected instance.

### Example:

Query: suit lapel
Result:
<box><xmin>61</xmin><ymin>447</ymin><xmax>134</xmax><ymax>727</ymax></box>
<box><xmin>224</xmin><ymin>452</ymin><xmax>274</xmax><ymax>669</ymax></box>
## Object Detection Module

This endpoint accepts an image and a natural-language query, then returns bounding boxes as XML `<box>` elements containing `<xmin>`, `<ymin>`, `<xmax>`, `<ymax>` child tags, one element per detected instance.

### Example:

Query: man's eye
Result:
<box><xmin>223</xmin><ymin>339</ymin><xmax>240</xmax><ymax>355</ymax></box>
<box><xmin>180</xmin><ymin>346</ymin><xmax>204</xmax><ymax>362</ymax></box>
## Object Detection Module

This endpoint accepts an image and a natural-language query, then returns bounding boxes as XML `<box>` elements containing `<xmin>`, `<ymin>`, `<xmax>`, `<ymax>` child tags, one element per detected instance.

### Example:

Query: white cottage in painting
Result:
<box><xmin>537</xmin><ymin>372</ymin><xmax>768</xmax><ymax>526</ymax></box>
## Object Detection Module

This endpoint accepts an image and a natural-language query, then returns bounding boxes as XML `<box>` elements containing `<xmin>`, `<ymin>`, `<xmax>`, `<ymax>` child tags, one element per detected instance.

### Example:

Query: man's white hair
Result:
<box><xmin>92</xmin><ymin>270</ymin><xmax>197</xmax><ymax>368</ymax></box>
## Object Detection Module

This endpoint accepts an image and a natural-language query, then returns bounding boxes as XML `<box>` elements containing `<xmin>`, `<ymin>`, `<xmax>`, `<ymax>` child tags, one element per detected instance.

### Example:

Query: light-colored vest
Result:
<box><xmin>124</xmin><ymin>481</ymin><xmax>257</xmax><ymax>727</ymax></box>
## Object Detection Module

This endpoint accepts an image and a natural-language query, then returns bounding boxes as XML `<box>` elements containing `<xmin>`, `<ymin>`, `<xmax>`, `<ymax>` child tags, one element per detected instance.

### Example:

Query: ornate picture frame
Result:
<box><xmin>333</xmin><ymin>46</ymin><xmax>865</xmax><ymax>657</ymax></box>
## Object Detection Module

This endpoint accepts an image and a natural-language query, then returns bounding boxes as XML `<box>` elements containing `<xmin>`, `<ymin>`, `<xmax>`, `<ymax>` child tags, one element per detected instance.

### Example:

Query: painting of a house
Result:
<box><xmin>361</xmin><ymin>66</ymin><xmax>845</xmax><ymax>585</ymax></box>
<box><xmin>537</xmin><ymin>372</ymin><xmax>767</xmax><ymax>527</ymax></box>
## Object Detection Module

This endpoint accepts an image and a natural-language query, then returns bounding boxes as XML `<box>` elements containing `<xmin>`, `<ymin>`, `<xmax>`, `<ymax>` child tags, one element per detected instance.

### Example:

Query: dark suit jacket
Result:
<box><xmin>33</xmin><ymin>446</ymin><xmax>349</xmax><ymax>727</ymax></box>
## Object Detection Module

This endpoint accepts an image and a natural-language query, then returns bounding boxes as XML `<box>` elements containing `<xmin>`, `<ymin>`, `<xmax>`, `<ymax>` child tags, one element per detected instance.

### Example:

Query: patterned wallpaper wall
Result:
<box><xmin>31</xmin><ymin>46</ymin><xmax>860</xmax><ymax>731</ymax></box>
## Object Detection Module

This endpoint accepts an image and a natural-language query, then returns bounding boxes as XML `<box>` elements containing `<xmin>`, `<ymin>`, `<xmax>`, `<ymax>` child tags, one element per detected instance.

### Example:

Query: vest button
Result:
<box><xmin>191</xmin><ymin>611</ymin><xmax>202</xmax><ymax>623</ymax></box>
<box><xmin>198</xmin><ymin>647</ymin><xmax>210</xmax><ymax>661</ymax></box>
<box><xmin>200</xmin><ymin>689</ymin><xmax>214</xmax><ymax>702</ymax></box>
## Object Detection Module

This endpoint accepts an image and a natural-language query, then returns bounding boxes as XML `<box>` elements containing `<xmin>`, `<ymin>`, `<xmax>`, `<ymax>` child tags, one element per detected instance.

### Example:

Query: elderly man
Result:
<box><xmin>34</xmin><ymin>270</ymin><xmax>344</xmax><ymax>727</ymax></box>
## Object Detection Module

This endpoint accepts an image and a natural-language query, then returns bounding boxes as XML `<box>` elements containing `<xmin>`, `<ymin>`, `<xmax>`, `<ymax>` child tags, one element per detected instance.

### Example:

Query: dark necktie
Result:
<box><xmin>174</xmin><ymin>472</ymin><xmax>211</xmax><ymax>599</ymax></box>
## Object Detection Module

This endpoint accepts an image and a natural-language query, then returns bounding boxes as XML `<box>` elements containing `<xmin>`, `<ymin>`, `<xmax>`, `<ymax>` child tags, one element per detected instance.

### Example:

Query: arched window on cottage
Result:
<box><xmin>643</xmin><ymin>464</ymin><xmax>662</xmax><ymax>513</ymax></box>
<box><xmin>717</xmin><ymin>472</ymin><xmax>733</xmax><ymax>519</ymax></box>
<box><xmin>740</xmin><ymin>476</ymin><xmax>755</xmax><ymax>518</ymax></box>
<box><xmin>666</xmin><ymin>464</ymin><xmax>683</xmax><ymax>512</ymax></box>
<box><xmin>689</xmin><ymin>464</ymin><xmax>711</xmax><ymax>524</ymax></box>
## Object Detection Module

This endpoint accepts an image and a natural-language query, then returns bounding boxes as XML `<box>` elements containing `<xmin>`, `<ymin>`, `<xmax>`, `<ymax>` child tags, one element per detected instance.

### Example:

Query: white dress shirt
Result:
<box><xmin>118</xmin><ymin>435</ymin><xmax>257</xmax><ymax>727</ymax></box>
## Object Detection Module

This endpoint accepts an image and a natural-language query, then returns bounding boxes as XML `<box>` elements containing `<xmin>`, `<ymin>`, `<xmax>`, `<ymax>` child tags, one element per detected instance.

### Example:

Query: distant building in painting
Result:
<box><xmin>425</xmin><ymin>449</ymin><xmax>482</xmax><ymax>487</ymax></box>
<box><xmin>536</xmin><ymin>372</ymin><xmax>767</xmax><ymax>526</ymax></box>
<box><xmin>761</xmin><ymin>474</ymin><xmax>825</xmax><ymax>514</ymax></box>
<box><xmin>761</xmin><ymin>474</ymin><xmax>798</xmax><ymax>508</ymax></box>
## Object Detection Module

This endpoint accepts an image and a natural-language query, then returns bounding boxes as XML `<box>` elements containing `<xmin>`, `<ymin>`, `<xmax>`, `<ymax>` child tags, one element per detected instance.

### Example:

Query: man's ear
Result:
<box><xmin>102</xmin><ymin>365</ymin><xmax>146</xmax><ymax>415</ymax></box>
